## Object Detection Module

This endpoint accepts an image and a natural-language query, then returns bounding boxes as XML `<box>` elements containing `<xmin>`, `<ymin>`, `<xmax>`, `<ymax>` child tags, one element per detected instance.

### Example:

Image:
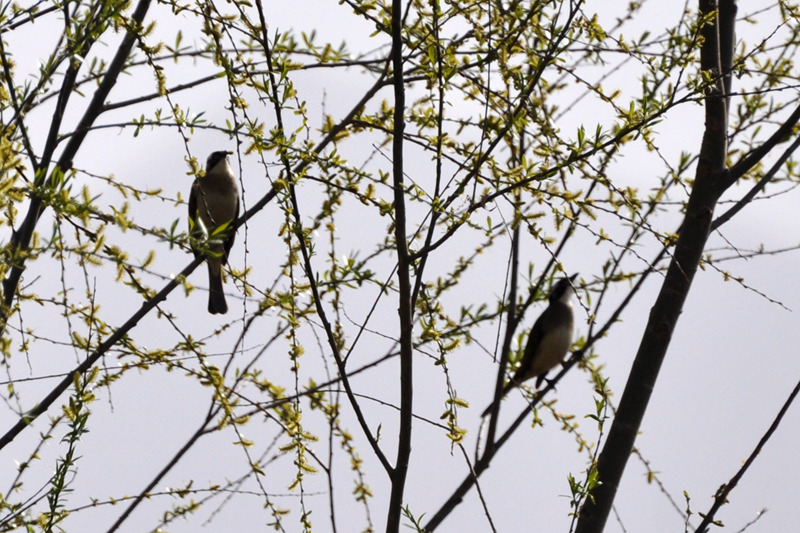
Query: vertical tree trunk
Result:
<box><xmin>386</xmin><ymin>0</ymin><xmax>414</xmax><ymax>530</ymax></box>
<box><xmin>574</xmin><ymin>2</ymin><xmax>736</xmax><ymax>531</ymax></box>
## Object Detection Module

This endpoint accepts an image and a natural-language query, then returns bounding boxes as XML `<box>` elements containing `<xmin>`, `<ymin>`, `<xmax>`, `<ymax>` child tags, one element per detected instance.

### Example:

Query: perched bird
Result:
<box><xmin>482</xmin><ymin>274</ymin><xmax>577</xmax><ymax>417</ymax></box>
<box><xmin>188</xmin><ymin>150</ymin><xmax>240</xmax><ymax>314</ymax></box>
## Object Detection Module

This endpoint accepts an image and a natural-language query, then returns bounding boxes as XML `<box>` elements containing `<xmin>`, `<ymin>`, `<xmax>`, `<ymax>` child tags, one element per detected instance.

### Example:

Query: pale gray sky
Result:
<box><xmin>1</xmin><ymin>1</ymin><xmax>798</xmax><ymax>532</ymax></box>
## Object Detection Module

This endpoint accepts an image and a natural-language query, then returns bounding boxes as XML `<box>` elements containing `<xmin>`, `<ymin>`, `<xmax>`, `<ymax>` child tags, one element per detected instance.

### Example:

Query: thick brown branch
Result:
<box><xmin>574</xmin><ymin>2</ymin><xmax>735</xmax><ymax>531</ymax></box>
<box><xmin>424</xmin><ymin>242</ymin><xmax>666</xmax><ymax>531</ymax></box>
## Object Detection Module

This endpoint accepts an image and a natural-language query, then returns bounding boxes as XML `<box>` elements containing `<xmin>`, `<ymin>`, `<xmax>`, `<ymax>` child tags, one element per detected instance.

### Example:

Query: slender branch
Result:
<box><xmin>252</xmin><ymin>0</ymin><xmax>398</xmax><ymax>477</ymax></box>
<box><xmin>0</xmin><ymin>37</ymin><xmax>36</xmax><ymax>172</ymax></box>
<box><xmin>483</xmin><ymin>223</ymin><xmax>520</xmax><ymax>442</ymax></box>
<box><xmin>695</xmin><ymin>377</ymin><xmax>800</xmax><ymax>533</ymax></box>
<box><xmin>482</xmin><ymin>84</ymin><xmax>526</xmax><ymax>441</ymax></box>
<box><xmin>410</xmin><ymin>0</ymin><xmax>445</xmax><ymax>307</ymax></box>
<box><xmin>723</xmin><ymin>102</ymin><xmax>800</xmax><ymax>190</ymax></box>
<box><xmin>1</xmin><ymin>59</ymin><xmax>81</xmax><ymax>317</ymax></box>
<box><xmin>104</xmin><ymin>404</ymin><xmax>218</xmax><ymax>533</ymax></box>
<box><xmin>385</xmin><ymin>0</ymin><xmax>414</xmax><ymax>530</ymax></box>
<box><xmin>424</xmin><ymin>240</ymin><xmax>668</xmax><ymax>531</ymax></box>
<box><xmin>712</xmin><ymin>132</ymin><xmax>800</xmax><ymax>231</ymax></box>
<box><xmin>1</xmin><ymin>0</ymin><xmax>154</xmax><ymax>330</ymax></box>
<box><xmin>0</xmin><ymin>256</ymin><xmax>202</xmax><ymax>451</ymax></box>
<box><xmin>1</xmin><ymin>3</ymin><xmax>60</xmax><ymax>31</ymax></box>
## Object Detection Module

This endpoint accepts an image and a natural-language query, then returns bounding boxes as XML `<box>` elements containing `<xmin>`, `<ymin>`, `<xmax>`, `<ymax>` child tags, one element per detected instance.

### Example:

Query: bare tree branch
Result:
<box><xmin>695</xmin><ymin>377</ymin><xmax>800</xmax><ymax>533</ymax></box>
<box><xmin>1</xmin><ymin>0</ymin><xmax>154</xmax><ymax>329</ymax></box>
<box><xmin>575</xmin><ymin>2</ymin><xmax>737</xmax><ymax>530</ymax></box>
<box><xmin>385</xmin><ymin>0</ymin><xmax>414</xmax><ymax>530</ymax></box>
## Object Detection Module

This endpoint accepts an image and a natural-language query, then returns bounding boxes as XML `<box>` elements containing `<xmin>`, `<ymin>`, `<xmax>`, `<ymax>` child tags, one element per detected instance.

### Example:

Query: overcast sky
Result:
<box><xmin>2</xmin><ymin>1</ymin><xmax>799</xmax><ymax>532</ymax></box>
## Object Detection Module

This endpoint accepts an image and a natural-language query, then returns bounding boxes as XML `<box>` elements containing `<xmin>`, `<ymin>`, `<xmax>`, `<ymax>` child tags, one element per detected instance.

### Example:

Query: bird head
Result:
<box><xmin>549</xmin><ymin>273</ymin><xmax>577</xmax><ymax>304</ymax></box>
<box><xmin>205</xmin><ymin>150</ymin><xmax>233</xmax><ymax>173</ymax></box>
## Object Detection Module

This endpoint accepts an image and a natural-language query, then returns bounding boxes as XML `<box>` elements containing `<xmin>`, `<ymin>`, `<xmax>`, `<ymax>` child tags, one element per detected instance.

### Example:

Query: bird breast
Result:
<box><xmin>529</xmin><ymin>323</ymin><xmax>572</xmax><ymax>376</ymax></box>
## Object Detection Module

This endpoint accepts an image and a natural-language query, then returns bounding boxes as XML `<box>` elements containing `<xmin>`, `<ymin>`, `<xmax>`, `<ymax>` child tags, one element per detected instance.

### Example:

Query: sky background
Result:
<box><xmin>1</xmin><ymin>1</ymin><xmax>800</xmax><ymax>532</ymax></box>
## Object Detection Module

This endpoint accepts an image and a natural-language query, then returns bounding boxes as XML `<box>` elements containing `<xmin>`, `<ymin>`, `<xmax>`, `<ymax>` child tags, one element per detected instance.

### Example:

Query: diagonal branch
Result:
<box><xmin>0</xmin><ymin>256</ymin><xmax>202</xmax><ymax>451</ymax></box>
<box><xmin>1</xmin><ymin>0</ymin><xmax>153</xmax><ymax>330</ymax></box>
<box><xmin>722</xmin><ymin>102</ymin><xmax>800</xmax><ymax>190</ymax></box>
<box><xmin>424</xmin><ymin>241</ymin><xmax>667</xmax><ymax>531</ymax></box>
<box><xmin>694</xmin><ymin>376</ymin><xmax>800</xmax><ymax>533</ymax></box>
<box><xmin>712</xmin><ymin>131</ymin><xmax>800</xmax><ymax>231</ymax></box>
<box><xmin>251</xmin><ymin>0</ymin><xmax>395</xmax><ymax>475</ymax></box>
<box><xmin>574</xmin><ymin>2</ymin><xmax>737</xmax><ymax>531</ymax></box>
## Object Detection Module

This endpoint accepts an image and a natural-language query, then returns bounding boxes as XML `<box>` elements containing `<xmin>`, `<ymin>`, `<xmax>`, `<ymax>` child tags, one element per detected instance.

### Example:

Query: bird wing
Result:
<box><xmin>188</xmin><ymin>180</ymin><xmax>200</xmax><ymax>259</ymax></box>
<box><xmin>221</xmin><ymin>197</ymin><xmax>240</xmax><ymax>265</ymax></box>
<box><xmin>509</xmin><ymin>310</ymin><xmax>548</xmax><ymax>386</ymax></box>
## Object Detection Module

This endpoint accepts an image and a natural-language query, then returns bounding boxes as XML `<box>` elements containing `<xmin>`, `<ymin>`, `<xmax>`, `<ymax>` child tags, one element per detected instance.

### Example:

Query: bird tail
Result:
<box><xmin>207</xmin><ymin>263</ymin><xmax>228</xmax><ymax>314</ymax></box>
